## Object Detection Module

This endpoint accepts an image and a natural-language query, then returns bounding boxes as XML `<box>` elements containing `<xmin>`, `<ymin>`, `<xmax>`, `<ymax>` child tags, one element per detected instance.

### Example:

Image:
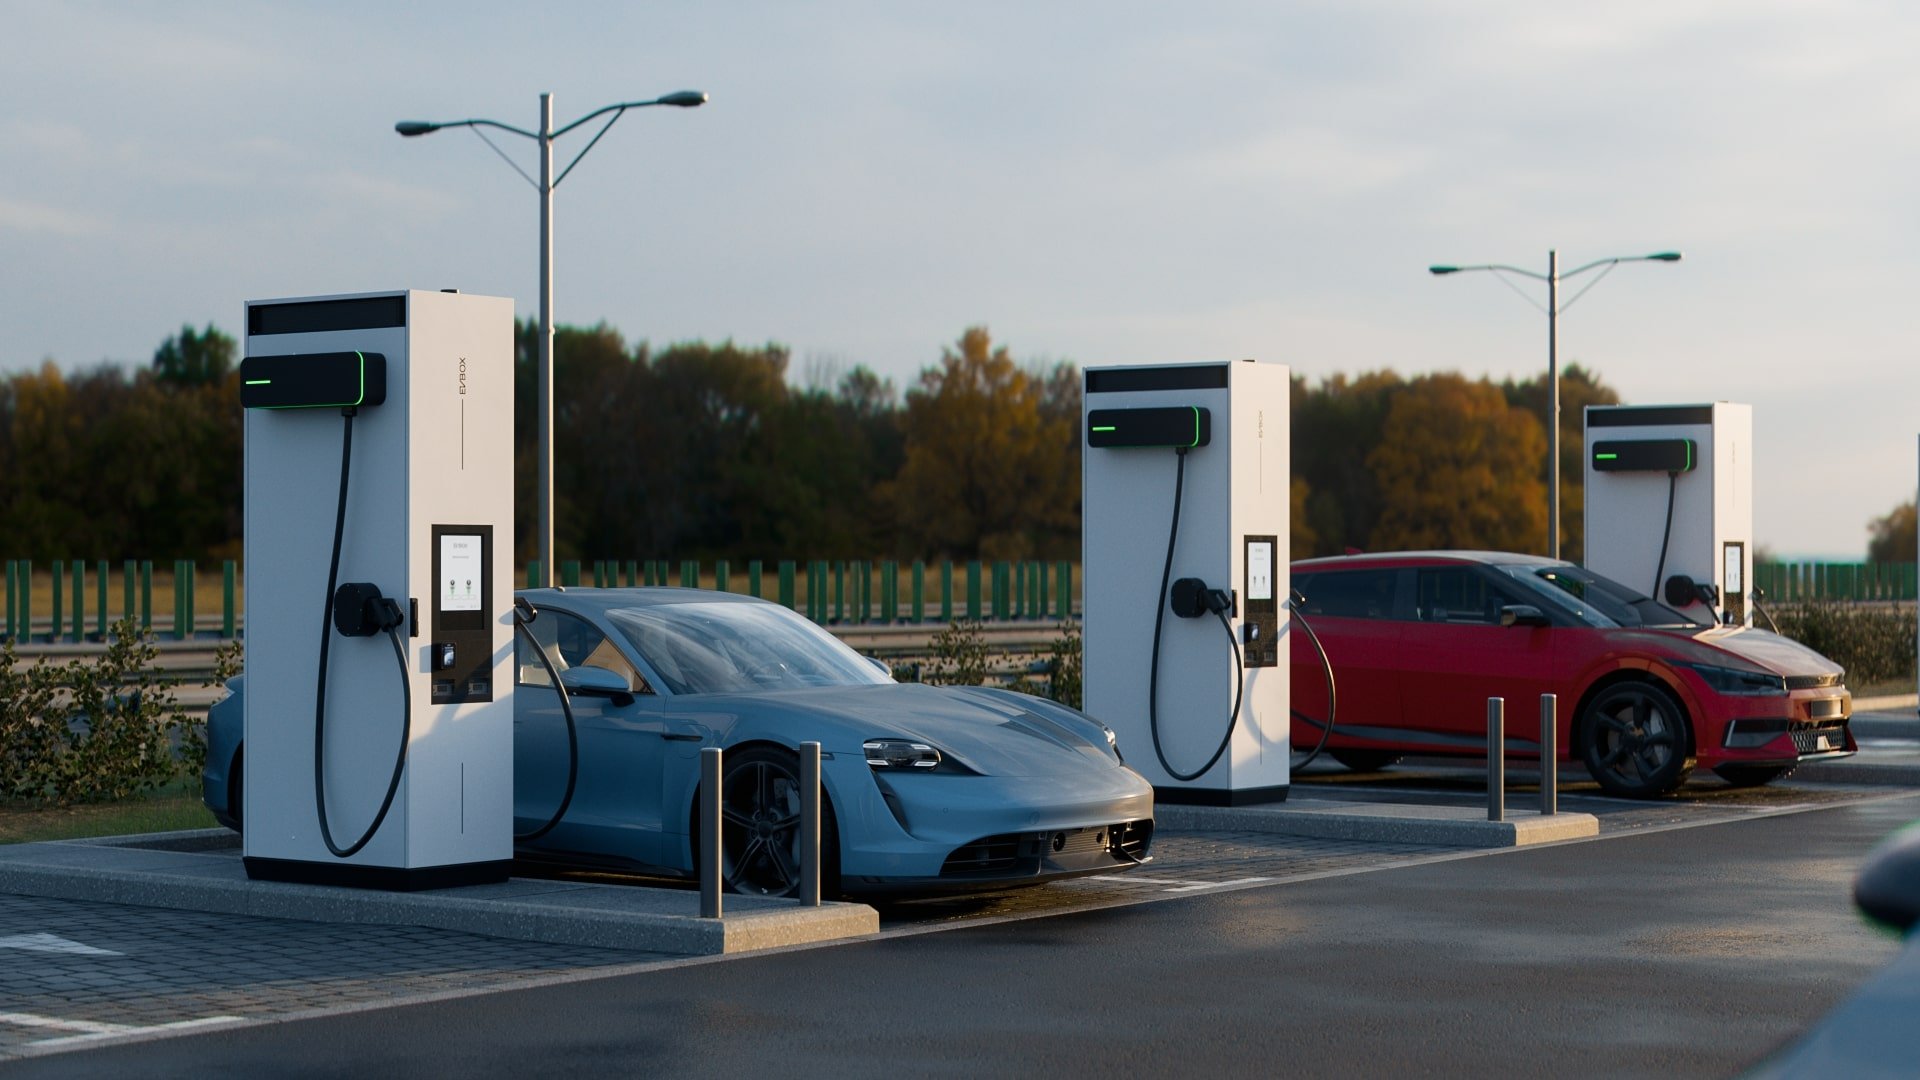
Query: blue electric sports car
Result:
<box><xmin>203</xmin><ymin>587</ymin><xmax>1155</xmax><ymax>897</ymax></box>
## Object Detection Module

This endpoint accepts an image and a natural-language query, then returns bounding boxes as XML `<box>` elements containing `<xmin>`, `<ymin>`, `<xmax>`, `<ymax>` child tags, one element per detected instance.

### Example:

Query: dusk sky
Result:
<box><xmin>5</xmin><ymin>1</ymin><xmax>1915</xmax><ymax>558</ymax></box>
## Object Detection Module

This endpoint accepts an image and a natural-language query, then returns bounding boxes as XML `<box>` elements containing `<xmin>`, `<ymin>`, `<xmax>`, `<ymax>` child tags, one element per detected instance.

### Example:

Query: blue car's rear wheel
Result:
<box><xmin>718</xmin><ymin>747</ymin><xmax>838</xmax><ymax>898</ymax></box>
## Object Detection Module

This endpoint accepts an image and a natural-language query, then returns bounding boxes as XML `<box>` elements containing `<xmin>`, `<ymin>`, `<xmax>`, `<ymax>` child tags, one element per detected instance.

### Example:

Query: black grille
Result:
<box><xmin>942</xmin><ymin>834</ymin><xmax>1023</xmax><ymax>876</ymax></box>
<box><xmin>1786</xmin><ymin>674</ymin><xmax>1841</xmax><ymax>690</ymax></box>
<box><xmin>1791</xmin><ymin>719</ymin><xmax>1848</xmax><ymax>754</ymax></box>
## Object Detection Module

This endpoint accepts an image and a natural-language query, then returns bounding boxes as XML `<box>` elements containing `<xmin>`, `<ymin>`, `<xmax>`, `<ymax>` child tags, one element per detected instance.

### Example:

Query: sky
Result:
<box><xmin>3</xmin><ymin>0</ymin><xmax>1916</xmax><ymax>559</ymax></box>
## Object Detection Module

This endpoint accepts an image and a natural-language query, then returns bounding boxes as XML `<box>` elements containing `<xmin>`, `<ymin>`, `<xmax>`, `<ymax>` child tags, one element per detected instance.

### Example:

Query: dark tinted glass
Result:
<box><xmin>1294</xmin><ymin>569</ymin><xmax>1397</xmax><ymax>619</ymax></box>
<box><xmin>1416</xmin><ymin>567</ymin><xmax>1525</xmax><ymax>624</ymax></box>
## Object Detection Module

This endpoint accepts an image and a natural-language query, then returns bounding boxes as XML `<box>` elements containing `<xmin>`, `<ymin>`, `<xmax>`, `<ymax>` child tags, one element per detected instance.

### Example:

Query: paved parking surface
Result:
<box><xmin>0</xmin><ymin>777</ymin><xmax>1908</xmax><ymax>1062</ymax></box>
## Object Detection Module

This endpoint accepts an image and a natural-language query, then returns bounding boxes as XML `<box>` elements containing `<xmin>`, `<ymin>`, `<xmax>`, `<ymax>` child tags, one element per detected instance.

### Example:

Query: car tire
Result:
<box><xmin>711</xmin><ymin>746</ymin><xmax>841</xmax><ymax>899</ymax></box>
<box><xmin>1578</xmin><ymin>681</ymin><xmax>1694</xmax><ymax>798</ymax></box>
<box><xmin>1329</xmin><ymin>750</ymin><xmax>1402</xmax><ymax>773</ymax></box>
<box><xmin>1714</xmin><ymin>763</ymin><xmax>1794</xmax><ymax>788</ymax></box>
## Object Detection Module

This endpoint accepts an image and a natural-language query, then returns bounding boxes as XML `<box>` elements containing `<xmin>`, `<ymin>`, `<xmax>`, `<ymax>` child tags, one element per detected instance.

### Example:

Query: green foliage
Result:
<box><xmin>1767</xmin><ymin>603</ymin><xmax>1917</xmax><ymax>689</ymax></box>
<box><xmin>1868</xmin><ymin>501</ymin><xmax>1917</xmax><ymax>564</ymax></box>
<box><xmin>924</xmin><ymin>619</ymin><xmax>990</xmax><ymax>686</ymax></box>
<box><xmin>0</xmin><ymin>621</ymin><xmax>193</xmax><ymax>806</ymax></box>
<box><xmin>152</xmin><ymin>324</ymin><xmax>236</xmax><ymax>386</ymax></box>
<box><xmin>1008</xmin><ymin>622</ymin><xmax>1084</xmax><ymax>709</ymax></box>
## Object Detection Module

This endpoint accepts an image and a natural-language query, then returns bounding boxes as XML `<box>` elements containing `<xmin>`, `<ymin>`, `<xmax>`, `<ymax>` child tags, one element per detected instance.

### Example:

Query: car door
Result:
<box><xmin>514</xmin><ymin>607</ymin><xmax>672</xmax><ymax>866</ymax></box>
<box><xmin>1290</xmin><ymin>567</ymin><xmax>1407</xmax><ymax>749</ymax></box>
<box><xmin>1395</xmin><ymin>564</ymin><xmax>1562</xmax><ymax>754</ymax></box>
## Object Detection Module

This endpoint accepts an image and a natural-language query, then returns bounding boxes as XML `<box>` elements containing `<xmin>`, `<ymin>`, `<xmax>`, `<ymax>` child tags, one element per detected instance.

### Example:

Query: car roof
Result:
<box><xmin>517</xmin><ymin>586</ymin><xmax>775</xmax><ymax>616</ymax></box>
<box><xmin>1292</xmin><ymin>550</ymin><xmax>1569</xmax><ymax>571</ymax></box>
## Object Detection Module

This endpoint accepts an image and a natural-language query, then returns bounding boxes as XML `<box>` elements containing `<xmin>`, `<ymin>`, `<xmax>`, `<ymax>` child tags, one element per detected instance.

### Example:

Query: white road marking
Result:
<box><xmin>1072</xmin><ymin>875</ymin><xmax>1274</xmax><ymax>892</ymax></box>
<box><xmin>0</xmin><ymin>1013</ymin><xmax>244</xmax><ymax>1048</ymax></box>
<box><xmin>0</xmin><ymin>933</ymin><xmax>121</xmax><ymax>956</ymax></box>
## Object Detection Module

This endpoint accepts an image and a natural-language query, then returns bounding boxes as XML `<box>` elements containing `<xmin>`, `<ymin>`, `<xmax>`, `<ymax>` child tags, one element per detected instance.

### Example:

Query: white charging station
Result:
<box><xmin>1584</xmin><ymin>402</ymin><xmax>1753</xmax><ymax>626</ymax></box>
<box><xmin>1082</xmin><ymin>360</ymin><xmax>1290</xmax><ymax>804</ymax></box>
<box><xmin>241</xmin><ymin>289</ymin><xmax>516</xmax><ymax>888</ymax></box>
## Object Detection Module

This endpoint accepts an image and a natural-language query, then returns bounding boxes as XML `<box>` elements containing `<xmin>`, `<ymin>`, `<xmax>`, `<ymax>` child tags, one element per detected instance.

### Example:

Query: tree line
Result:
<box><xmin>30</xmin><ymin>316</ymin><xmax>1887</xmax><ymax>569</ymax></box>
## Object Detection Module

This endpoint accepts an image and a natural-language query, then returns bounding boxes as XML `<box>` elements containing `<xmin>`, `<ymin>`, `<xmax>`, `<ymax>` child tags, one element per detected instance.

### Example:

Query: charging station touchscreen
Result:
<box><xmin>440</xmin><ymin>534</ymin><xmax>483</xmax><ymax>613</ymax></box>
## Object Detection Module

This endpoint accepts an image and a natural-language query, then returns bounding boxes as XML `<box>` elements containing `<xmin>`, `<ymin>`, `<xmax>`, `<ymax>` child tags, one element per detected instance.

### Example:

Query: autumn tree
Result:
<box><xmin>1366</xmin><ymin>373</ymin><xmax>1548</xmax><ymax>553</ymax></box>
<box><xmin>1292</xmin><ymin>370</ymin><xmax>1403</xmax><ymax>555</ymax></box>
<box><xmin>883</xmin><ymin>327</ymin><xmax>1078</xmax><ymax>560</ymax></box>
<box><xmin>1868</xmin><ymin>501</ymin><xmax>1917</xmax><ymax>563</ymax></box>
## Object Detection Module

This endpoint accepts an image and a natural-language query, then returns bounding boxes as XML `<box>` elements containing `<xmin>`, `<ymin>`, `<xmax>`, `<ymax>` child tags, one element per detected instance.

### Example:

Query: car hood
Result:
<box><xmin>1681</xmin><ymin>626</ymin><xmax>1844</xmax><ymax>678</ymax></box>
<box><xmin>677</xmin><ymin>683</ymin><xmax>1122</xmax><ymax>778</ymax></box>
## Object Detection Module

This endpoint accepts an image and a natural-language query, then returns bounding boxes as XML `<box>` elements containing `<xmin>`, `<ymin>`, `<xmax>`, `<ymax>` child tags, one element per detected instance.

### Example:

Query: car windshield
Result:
<box><xmin>606</xmin><ymin>601</ymin><xmax>892</xmax><ymax>695</ymax></box>
<box><xmin>1496</xmin><ymin>563</ymin><xmax>1702</xmax><ymax>629</ymax></box>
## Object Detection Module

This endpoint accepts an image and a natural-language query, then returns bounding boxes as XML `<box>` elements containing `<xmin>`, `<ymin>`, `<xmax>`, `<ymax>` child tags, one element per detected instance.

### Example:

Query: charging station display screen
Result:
<box><xmin>1247</xmin><ymin>541</ymin><xmax>1273</xmax><ymax>602</ymax></box>
<box><xmin>440</xmin><ymin>534</ymin><xmax>483</xmax><ymax>613</ymax></box>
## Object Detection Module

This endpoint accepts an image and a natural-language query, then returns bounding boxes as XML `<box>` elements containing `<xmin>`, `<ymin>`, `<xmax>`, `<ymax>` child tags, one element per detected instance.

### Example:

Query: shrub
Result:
<box><xmin>924</xmin><ymin>619</ymin><xmax>990</xmax><ymax>686</ymax></box>
<box><xmin>0</xmin><ymin>620</ymin><xmax>201</xmax><ymax>806</ymax></box>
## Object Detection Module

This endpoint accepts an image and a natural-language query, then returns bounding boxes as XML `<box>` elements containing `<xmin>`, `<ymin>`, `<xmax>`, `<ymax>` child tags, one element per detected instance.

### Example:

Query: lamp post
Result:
<box><xmin>1429</xmin><ymin>250</ymin><xmax>1682</xmax><ymax>560</ymax></box>
<box><xmin>397</xmin><ymin>90</ymin><xmax>707</xmax><ymax>587</ymax></box>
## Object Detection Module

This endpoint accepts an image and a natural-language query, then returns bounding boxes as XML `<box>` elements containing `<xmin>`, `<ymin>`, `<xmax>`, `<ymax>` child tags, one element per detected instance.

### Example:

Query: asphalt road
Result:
<box><xmin>8</xmin><ymin>792</ymin><xmax>1913</xmax><ymax>1079</ymax></box>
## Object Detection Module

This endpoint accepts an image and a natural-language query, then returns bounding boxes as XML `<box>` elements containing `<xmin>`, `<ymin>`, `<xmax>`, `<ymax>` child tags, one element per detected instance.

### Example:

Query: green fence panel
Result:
<box><xmin>680</xmin><ymin>560</ymin><xmax>699</xmax><ymax>589</ymax></box>
<box><xmin>1012</xmin><ymin>560</ymin><xmax>1024</xmax><ymax>619</ymax></box>
<box><xmin>69</xmin><ymin>560</ymin><xmax>84</xmax><ymax>642</ymax></box>
<box><xmin>223</xmin><ymin>560</ymin><xmax>236</xmax><ymax>638</ymax></box>
<box><xmin>716</xmin><ymin>559</ymin><xmax>731</xmax><ymax>594</ymax></box>
<box><xmin>750</xmin><ymin>559</ymin><xmax>764</xmax><ymax>599</ymax></box>
<box><xmin>21</xmin><ymin>560</ymin><xmax>31</xmax><ymax>641</ymax></box>
<box><xmin>993</xmin><ymin>562</ymin><xmax>1010</xmax><ymax>620</ymax></box>
<box><xmin>4</xmin><ymin>561</ymin><xmax>14</xmax><ymax>640</ymax></box>
<box><xmin>560</xmin><ymin>560</ymin><xmax>579</xmax><ymax>587</ymax></box>
<box><xmin>52</xmin><ymin>560</ymin><xmax>65</xmax><ymax>643</ymax></box>
<box><xmin>778</xmin><ymin>560</ymin><xmax>795</xmax><ymax>609</ymax></box>
<box><xmin>966</xmin><ymin>561</ymin><xmax>981</xmax><ymax>621</ymax></box>
<box><xmin>911</xmin><ymin>561</ymin><xmax>925</xmax><ymax>624</ymax></box>
<box><xmin>940</xmin><ymin>562</ymin><xmax>953</xmax><ymax>623</ymax></box>
<box><xmin>96</xmin><ymin>560</ymin><xmax>110</xmax><ymax>639</ymax></box>
<box><xmin>1055</xmin><ymin>560</ymin><xmax>1072</xmax><ymax>619</ymax></box>
<box><xmin>833</xmin><ymin>561</ymin><xmax>845</xmax><ymax>623</ymax></box>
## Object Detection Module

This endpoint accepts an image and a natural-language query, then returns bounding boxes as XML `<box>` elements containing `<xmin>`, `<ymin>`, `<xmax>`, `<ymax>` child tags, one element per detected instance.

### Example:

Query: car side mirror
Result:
<box><xmin>561</xmin><ymin>665</ymin><xmax>636</xmax><ymax>707</ymax></box>
<box><xmin>1499</xmin><ymin>604</ymin><xmax>1550</xmax><ymax>628</ymax></box>
<box><xmin>866</xmin><ymin>655</ymin><xmax>894</xmax><ymax>679</ymax></box>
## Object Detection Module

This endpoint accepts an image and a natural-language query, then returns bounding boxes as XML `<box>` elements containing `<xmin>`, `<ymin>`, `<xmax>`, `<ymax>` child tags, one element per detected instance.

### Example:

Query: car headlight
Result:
<box><xmin>864</xmin><ymin>739</ymin><xmax>943</xmax><ymax>769</ymax></box>
<box><xmin>1682</xmin><ymin>662</ymin><xmax>1787</xmax><ymax>696</ymax></box>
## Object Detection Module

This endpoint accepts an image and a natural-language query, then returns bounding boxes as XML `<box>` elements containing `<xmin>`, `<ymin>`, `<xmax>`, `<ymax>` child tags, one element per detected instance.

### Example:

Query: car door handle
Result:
<box><xmin>662</xmin><ymin>732</ymin><xmax>703</xmax><ymax>742</ymax></box>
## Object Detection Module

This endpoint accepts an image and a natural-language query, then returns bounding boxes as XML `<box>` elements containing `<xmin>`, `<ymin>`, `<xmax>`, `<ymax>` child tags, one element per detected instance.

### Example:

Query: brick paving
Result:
<box><xmin>0</xmin><ymin>894</ymin><xmax>666</xmax><ymax>1058</ymax></box>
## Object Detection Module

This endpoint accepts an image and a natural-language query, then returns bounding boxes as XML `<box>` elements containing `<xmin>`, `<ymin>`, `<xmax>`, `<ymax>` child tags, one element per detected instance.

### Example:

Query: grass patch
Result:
<box><xmin>0</xmin><ymin>777</ymin><xmax>217</xmax><ymax>845</ymax></box>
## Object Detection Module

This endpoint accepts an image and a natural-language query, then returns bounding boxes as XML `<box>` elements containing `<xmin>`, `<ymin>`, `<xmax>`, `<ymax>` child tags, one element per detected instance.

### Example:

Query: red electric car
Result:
<box><xmin>1289</xmin><ymin>551</ymin><xmax>1855</xmax><ymax>798</ymax></box>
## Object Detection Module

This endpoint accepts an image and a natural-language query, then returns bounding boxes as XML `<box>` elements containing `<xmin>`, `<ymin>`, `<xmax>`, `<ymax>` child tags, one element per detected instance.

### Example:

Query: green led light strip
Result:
<box><xmin>1091</xmin><ymin>425</ymin><xmax>1116</xmax><ymax>432</ymax></box>
<box><xmin>244</xmin><ymin>379</ymin><xmax>272</xmax><ymax>385</ymax></box>
<box><xmin>1595</xmin><ymin>452</ymin><xmax>1617</xmax><ymax>460</ymax></box>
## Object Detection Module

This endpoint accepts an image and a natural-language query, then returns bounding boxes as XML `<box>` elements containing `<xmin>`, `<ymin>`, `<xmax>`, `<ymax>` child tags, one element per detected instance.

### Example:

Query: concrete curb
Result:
<box><xmin>1157</xmin><ymin>801</ymin><xmax>1599</xmax><ymax>847</ymax></box>
<box><xmin>0</xmin><ymin>835</ymin><xmax>877</xmax><ymax>956</ymax></box>
<box><xmin>1791</xmin><ymin>759</ymin><xmax>1920</xmax><ymax>787</ymax></box>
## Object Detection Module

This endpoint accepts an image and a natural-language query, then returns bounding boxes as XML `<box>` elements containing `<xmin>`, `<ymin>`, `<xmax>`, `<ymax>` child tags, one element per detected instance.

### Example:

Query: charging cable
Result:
<box><xmin>313</xmin><ymin>407</ymin><xmax>412</xmax><ymax>859</ymax></box>
<box><xmin>1287</xmin><ymin>590</ymin><xmax>1339</xmax><ymax>770</ymax></box>
<box><xmin>1147</xmin><ymin>446</ymin><xmax>1245</xmax><ymax>782</ymax></box>
<box><xmin>1651</xmin><ymin>469</ymin><xmax>1679</xmax><ymax>599</ymax></box>
<box><xmin>512</xmin><ymin>597</ymin><xmax>579</xmax><ymax>842</ymax></box>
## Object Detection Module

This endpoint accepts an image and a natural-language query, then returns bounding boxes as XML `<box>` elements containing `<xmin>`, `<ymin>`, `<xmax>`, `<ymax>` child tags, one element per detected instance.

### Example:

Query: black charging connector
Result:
<box><xmin>332</xmin><ymin>584</ymin><xmax>404</xmax><ymax>637</ymax></box>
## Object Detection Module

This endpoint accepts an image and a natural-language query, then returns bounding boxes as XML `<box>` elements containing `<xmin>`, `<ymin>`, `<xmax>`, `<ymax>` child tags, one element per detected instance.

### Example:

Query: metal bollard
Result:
<box><xmin>1540</xmin><ymin>693</ymin><xmax>1558</xmax><ymax>816</ymax></box>
<box><xmin>800</xmin><ymin>741</ymin><xmax>822</xmax><ymax>907</ymax></box>
<box><xmin>700</xmin><ymin>747</ymin><xmax>723</xmax><ymax>919</ymax></box>
<box><xmin>1487</xmin><ymin>697</ymin><xmax>1505</xmax><ymax>823</ymax></box>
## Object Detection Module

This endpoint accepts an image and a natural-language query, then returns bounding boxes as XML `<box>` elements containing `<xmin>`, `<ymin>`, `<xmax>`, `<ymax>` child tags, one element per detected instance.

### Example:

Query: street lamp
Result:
<box><xmin>1429</xmin><ymin>250</ymin><xmax>1682</xmax><ymax>560</ymax></box>
<box><xmin>397</xmin><ymin>89</ymin><xmax>708</xmax><ymax>587</ymax></box>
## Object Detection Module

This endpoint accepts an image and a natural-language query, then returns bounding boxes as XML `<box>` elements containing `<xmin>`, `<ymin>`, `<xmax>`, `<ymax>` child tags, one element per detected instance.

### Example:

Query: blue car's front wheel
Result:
<box><xmin>718</xmin><ymin>746</ymin><xmax>839</xmax><ymax>898</ymax></box>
